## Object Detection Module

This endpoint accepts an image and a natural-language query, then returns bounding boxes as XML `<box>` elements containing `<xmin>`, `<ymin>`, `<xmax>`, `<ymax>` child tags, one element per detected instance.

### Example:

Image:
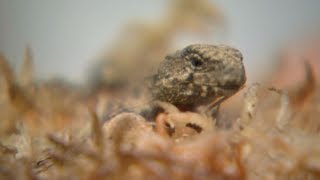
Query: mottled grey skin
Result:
<box><xmin>150</xmin><ymin>44</ymin><xmax>246</xmax><ymax>110</ymax></box>
<box><xmin>104</xmin><ymin>44</ymin><xmax>246</xmax><ymax>121</ymax></box>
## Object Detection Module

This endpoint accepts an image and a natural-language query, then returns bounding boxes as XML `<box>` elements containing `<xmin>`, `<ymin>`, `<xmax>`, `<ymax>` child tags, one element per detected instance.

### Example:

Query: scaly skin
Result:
<box><xmin>104</xmin><ymin>44</ymin><xmax>246</xmax><ymax>122</ymax></box>
<box><xmin>150</xmin><ymin>44</ymin><xmax>246</xmax><ymax>111</ymax></box>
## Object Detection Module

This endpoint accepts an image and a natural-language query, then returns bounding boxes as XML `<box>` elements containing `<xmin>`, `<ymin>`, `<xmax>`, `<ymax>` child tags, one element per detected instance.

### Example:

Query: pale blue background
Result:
<box><xmin>0</xmin><ymin>0</ymin><xmax>319</xmax><ymax>83</ymax></box>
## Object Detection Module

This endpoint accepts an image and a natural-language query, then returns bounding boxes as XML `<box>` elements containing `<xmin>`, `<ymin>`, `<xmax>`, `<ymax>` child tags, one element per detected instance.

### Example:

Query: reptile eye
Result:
<box><xmin>191</xmin><ymin>58</ymin><xmax>203</xmax><ymax>67</ymax></box>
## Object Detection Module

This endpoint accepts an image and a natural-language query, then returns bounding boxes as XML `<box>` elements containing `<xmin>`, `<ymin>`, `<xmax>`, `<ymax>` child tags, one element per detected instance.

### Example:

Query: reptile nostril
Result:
<box><xmin>186</xmin><ymin>73</ymin><xmax>193</xmax><ymax>81</ymax></box>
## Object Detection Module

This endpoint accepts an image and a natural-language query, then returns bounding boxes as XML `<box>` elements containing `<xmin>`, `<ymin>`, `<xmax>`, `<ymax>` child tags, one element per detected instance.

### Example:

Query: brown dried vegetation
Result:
<box><xmin>1</xmin><ymin>46</ymin><xmax>320</xmax><ymax>179</ymax></box>
<box><xmin>1</xmin><ymin>1</ymin><xmax>320</xmax><ymax>179</ymax></box>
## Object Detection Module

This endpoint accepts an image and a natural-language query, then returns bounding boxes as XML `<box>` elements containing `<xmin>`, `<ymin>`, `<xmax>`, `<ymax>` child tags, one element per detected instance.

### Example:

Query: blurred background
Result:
<box><xmin>0</xmin><ymin>0</ymin><xmax>319</xmax><ymax>87</ymax></box>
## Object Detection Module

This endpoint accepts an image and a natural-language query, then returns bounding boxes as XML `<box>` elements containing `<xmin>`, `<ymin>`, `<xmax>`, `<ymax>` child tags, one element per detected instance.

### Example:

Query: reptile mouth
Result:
<box><xmin>218</xmin><ymin>74</ymin><xmax>247</xmax><ymax>91</ymax></box>
<box><xmin>219</xmin><ymin>84</ymin><xmax>242</xmax><ymax>90</ymax></box>
<box><xmin>219</xmin><ymin>83</ymin><xmax>246</xmax><ymax>93</ymax></box>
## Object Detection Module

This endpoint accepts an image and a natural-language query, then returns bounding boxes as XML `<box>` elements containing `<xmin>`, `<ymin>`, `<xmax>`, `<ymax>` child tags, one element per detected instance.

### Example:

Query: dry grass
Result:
<box><xmin>0</xmin><ymin>46</ymin><xmax>320</xmax><ymax>180</ymax></box>
<box><xmin>1</xmin><ymin>1</ymin><xmax>320</xmax><ymax>179</ymax></box>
